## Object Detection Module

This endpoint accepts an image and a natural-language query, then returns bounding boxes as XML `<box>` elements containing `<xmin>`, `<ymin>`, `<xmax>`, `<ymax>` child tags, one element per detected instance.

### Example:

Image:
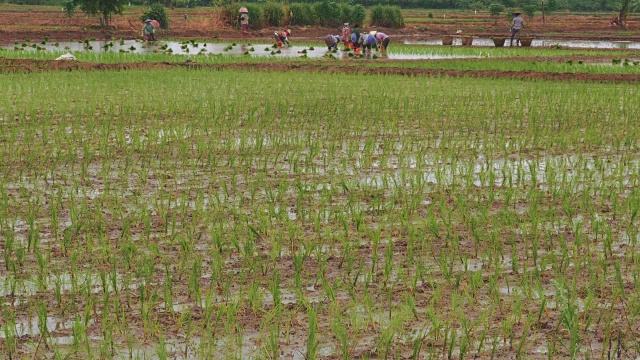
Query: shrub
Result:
<box><xmin>338</xmin><ymin>3</ymin><xmax>352</xmax><ymax>24</ymax></box>
<box><xmin>140</xmin><ymin>3</ymin><xmax>169</xmax><ymax>29</ymax></box>
<box><xmin>351</xmin><ymin>4</ymin><xmax>366</xmax><ymax>25</ymax></box>
<box><xmin>263</xmin><ymin>2</ymin><xmax>284</xmax><ymax>27</ymax></box>
<box><xmin>220</xmin><ymin>3</ymin><xmax>240</xmax><ymax>26</ymax></box>
<box><xmin>523</xmin><ymin>4</ymin><xmax>536</xmax><ymax>20</ymax></box>
<box><xmin>428</xmin><ymin>12</ymin><xmax>433</xmax><ymax>18</ymax></box>
<box><xmin>469</xmin><ymin>1</ymin><xmax>484</xmax><ymax>10</ymax></box>
<box><xmin>288</xmin><ymin>3</ymin><xmax>316</xmax><ymax>26</ymax></box>
<box><xmin>369</xmin><ymin>5</ymin><xmax>404</xmax><ymax>28</ymax></box>
<box><xmin>314</xmin><ymin>1</ymin><xmax>342</xmax><ymax>27</ymax></box>
<box><xmin>63</xmin><ymin>0</ymin><xmax>76</xmax><ymax>17</ymax></box>
<box><xmin>370</xmin><ymin>5</ymin><xmax>384</xmax><ymax>25</ymax></box>
<box><xmin>488</xmin><ymin>3</ymin><xmax>505</xmax><ymax>17</ymax></box>
<box><xmin>244</xmin><ymin>4</ymin><xmax>263</xmax><ymax>29</ymax></box>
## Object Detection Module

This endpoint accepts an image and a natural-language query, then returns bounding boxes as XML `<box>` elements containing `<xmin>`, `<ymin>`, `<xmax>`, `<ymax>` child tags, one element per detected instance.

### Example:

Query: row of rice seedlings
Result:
<box><xmin>0</xmin><ymin>68</ymin><xmax>639</xmax><ymax>358</ymax></box>
<box><xmin>359</xmin><ymin>57</ymin><xmax>640</xmax><ymax>75</ymax></box>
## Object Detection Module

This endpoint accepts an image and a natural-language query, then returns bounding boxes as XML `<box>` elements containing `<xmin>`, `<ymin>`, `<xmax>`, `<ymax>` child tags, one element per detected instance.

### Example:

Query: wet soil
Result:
<box><xmin>2</xmin><ymin>57</ymin><xmax>640</xmax><ymax>84</ymax></box>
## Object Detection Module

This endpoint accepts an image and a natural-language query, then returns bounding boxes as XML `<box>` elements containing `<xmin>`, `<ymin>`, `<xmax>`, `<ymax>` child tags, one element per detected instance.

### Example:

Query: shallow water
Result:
<box><xmin>405</xmin><ymin>38</ymin><xmax>640</xmax><ymax>49</ymax></box>
<box><xmin>5</xmin><ymin>40</ymin><xmax>483</xmax><ymax>60</ymax></box>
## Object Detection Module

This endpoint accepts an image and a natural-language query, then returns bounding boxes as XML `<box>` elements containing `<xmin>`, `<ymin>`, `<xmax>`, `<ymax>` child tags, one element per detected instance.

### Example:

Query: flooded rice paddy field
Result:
<box><xmin>405</xmin><ymin>38</ymin><xmax>640</xmax><ymax>49</ymax></box>
<box><xmin>4</xmin><ymin>39</ymin><xmax>485</xmax><ymax>60</ymax></box>
<box><xmin>0</xmin><ymin>61</ymin><xmax>639</xmax><ymax>359</ymax></box>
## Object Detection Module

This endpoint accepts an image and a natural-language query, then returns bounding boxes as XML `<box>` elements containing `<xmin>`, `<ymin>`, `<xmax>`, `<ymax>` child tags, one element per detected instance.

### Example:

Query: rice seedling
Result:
<box><xmin>0</xmin><ymin>64</ymin><xmax>638</xmax><ymax>358</ymax></box>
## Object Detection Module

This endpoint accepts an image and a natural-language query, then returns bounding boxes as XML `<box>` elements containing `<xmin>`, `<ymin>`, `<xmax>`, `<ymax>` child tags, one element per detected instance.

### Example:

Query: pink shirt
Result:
<box><xmin>375</xmin><ymin>32</ymin><xmax>388</xmax><ymax>41</ymax></box>
<box><xmin>341</xmin><ymin>27</ymin><xmax>351</xmax><ymax>42</ymax></box>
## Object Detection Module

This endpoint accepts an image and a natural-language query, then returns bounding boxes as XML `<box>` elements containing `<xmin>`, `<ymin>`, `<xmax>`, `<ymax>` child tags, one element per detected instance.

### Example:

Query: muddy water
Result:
<box><xmin>5</xmin><ymin>40</ymin><xmax>483</xmax><ymax>60</ymax></box>
<box><xmin>405</xmin><ymin>38</ymin><xmax>640</xmax><ymax>49</ymax></box>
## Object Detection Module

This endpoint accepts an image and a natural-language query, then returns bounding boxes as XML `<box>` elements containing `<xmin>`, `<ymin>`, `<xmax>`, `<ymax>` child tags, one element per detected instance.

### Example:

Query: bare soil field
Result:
<box><xmin>2</xmin><ymin>5</ymin><xmax>640</xmax><ymax>44</ymax></box>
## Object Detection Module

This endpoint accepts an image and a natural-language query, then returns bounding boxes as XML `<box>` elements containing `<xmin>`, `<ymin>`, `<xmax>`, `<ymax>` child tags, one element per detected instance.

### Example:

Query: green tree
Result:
<box><xmin>470</xmin><ymin>1</ymin><xmax>485</xmax><ymax>10</ymax></box>
<box><xmin>523</xmin><ymin>4</ymin><xmax>537</xmax><ymax>20</ymax></box>
<box><xmin>78</xmin><ymin>0</ymin><xmax>127</xmax><ymax>26</ymax></box>
<box><xmin>540</xmin><ymin>0</ymin><xmax>557</xmax><ymax>23</ymax></box>
<box><xmin>488</xmin><ymin>3</ymin><xmax>505</xmax><ymax>24</ymax></box>
<box><xmin>619</xmin><ymin>0</ymin><xmax>631</xmax><ymax>24</ymax></box>
<box><xmin>63</xmin><ymin>0</ymin><xmax>77</xmax><ymax>18</ymax></box>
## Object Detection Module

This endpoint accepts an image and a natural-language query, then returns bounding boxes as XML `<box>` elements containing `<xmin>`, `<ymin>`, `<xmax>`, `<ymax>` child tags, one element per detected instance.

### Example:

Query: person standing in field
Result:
<box><xmin>142</xmin><ymin>19</ymin><xmax>156</xmax><ymax>41</ymax></box>
<box><xmin>375</xmin><ymin>31</ymin><xmax>390</xmax><ymax>52</ymax></box>
<box><xmin>510</xmin><ymin>11</ymin><xmax>524</xmax><ymax>47</ymax></box>
<box><xmin>341</xmin><ymin>23</ymin><xmax>351</xmax><ymax>50</ymax></box>
<box><xmin>239</xmin><ymin>8</ymin><xmax>249</xmax><ymax>36</ymax></box>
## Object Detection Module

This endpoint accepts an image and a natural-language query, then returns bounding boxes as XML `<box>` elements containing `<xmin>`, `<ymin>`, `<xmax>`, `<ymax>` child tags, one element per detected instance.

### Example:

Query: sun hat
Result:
<box><xmin>239</xmin><ymin>7</ymin><xmax>248</xmax><ymax>13</ymax></box>
<box><xmin>513</xmin><ymin>11</ymin><xmax>521</xmax><ymax>15</ymax></box>
<box><xmin>145</xmin><ymin>18</ymin><xmax>152</xmax><ymax>23</ymax></box>
<box><xmin>369</xmin><ymin>30</ymin><xmax>377</xmax><ymax>36</ymax></box>
<box><xmin>343</xmin><ymin>23</ymin><xmax>349</xmax><ymax>27</ymax></box>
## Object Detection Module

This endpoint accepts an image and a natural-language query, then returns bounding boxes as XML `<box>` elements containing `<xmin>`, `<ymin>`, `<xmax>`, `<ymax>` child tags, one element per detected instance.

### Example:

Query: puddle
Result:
<box><xmin>5</xmin><ymin>40</ymin><xmax>482</xmax><ymax>60</ymax></box>
<box><xmin>405</xmin><ymin>38</ymin><xmax>640</xmax><ymax>49</ymax></box>
<box><xmin>0</xmin><ymin>271</ymin><xmax>139</xmax><ymax>297</ymax></box>
<box><xmin>0</xmin><ymin>316</ymin><xmax>95</xmax><ymax>339</ymax></box>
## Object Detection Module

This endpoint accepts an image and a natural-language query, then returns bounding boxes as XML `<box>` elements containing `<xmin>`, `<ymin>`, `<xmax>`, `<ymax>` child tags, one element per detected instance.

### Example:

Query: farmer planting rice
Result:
<box><xmin>375</xmin><ymin>31</ymin><xmax>390</xmax><ymax>52</ymax></box>
<box><xmin>141</xmin><ymin>19</ymin><xmax>156</xmax><ymax>41</ymax></box>
<box><xmin>341</xmin><ymin>23</ymin><xmax>351</xmax><ymax>50</ymax></box>
<box><xmin>510</xmin><ymin>11</ymin><xmax>524</xmax><ymax>47</ymax></box>
<box><xmin>359</xmin><ymin>31</ymin><xmax>377</xmax><ymax>53</ymax></box>
<box><xmin>274</xmin><ymin>29</ymin><xmax>292</xmax><ymax>47</ymax></box>
<box><xmin>350</xmin><ymin>23</ymin><xmax>362</xmax><ymax>52</ymax></box>
<box><xmin>324</xmin><ymin>35</ymin><xmax>341</xmax><ymax>51</ymax></box>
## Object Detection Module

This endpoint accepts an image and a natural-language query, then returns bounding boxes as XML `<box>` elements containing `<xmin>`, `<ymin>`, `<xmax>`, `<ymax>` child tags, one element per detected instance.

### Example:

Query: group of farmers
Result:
<box><xmin>143</xmin><ymin>8</ymin><xmax>523</xmax><ymax>51</ymax></box>
<box><xmin>238</xmin><ymin>7</ymin><xmax>390</xmax><ymax>53</ymax></box>
<box><xmin>324</xmin><ymin>23</ymin><xmax>390</xmax><ymax>53</ymax></box>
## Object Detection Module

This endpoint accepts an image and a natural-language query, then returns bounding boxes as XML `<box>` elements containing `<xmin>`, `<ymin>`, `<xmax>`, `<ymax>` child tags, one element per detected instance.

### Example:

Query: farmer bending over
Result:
<box><xmin>350</xmin><ymin>23</ymin><xmax>362</xmax><ymax>52</ymax></box>
<box><xmin>359</xmin><ymin>32</ymin><xmax>377</xmax><ymax>53</ymax></box>
<box><xmin>324</xmin><ymin>35</ymin><xmax>341</xmax><ymax>51</ymax></box>
<box><xmin>375</xmin><ymin>31</ymin><xmax>390</xmax><ymax>52</ymax></box>
<box><xmin>510</xmin><ymin>11</ymin><xmax>524</xmax><ymax>47</ymax></box>
<box><xmin>274</xmin><ymin>29</ymin><xmax>292</xmax><ymax>47</ymax></box>
<box><xmin>142</xmin><ymin>19</ymin><xmax>156</xmax><ymax>41</ymax></box>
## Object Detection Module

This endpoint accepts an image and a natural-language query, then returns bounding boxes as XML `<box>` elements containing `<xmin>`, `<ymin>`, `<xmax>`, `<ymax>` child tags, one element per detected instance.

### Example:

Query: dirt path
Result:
<box><xmin>2</xmin><ymin>57</ymin><xmax>640</xmax><ymax>83</ymax></box>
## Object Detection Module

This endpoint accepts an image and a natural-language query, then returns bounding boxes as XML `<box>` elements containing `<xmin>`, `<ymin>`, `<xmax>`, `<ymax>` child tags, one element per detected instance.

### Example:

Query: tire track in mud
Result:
<box><xmin>1</xmin><ymin>57</ymin><xmax>639</xmax><ymax>83</ymax></box>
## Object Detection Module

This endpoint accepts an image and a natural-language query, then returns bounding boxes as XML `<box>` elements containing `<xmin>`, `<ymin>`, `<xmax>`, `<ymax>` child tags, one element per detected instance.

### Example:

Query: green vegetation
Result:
<box><xmin>370</xmin><ymin>5</ymin><xmax>405</xmax><ymax>28</ymax></box>
<box><xmin>75</xmin><ymin>0</ymin><xmax>127</xmax><ymax>26</ymax></box>
<box><xmin>140</xmin><ymin>3</ymin><xmax>169</xmax><ymax>30</ymax></box>
<box><xmin>0</xmin><ymin>63</ymin><xmax>639</xmax><ymax>358</ymax></box>
<box><xmin>222</xmin><ymin>1</ymin><xmax>398</xmax><ymax>29</ymax></box>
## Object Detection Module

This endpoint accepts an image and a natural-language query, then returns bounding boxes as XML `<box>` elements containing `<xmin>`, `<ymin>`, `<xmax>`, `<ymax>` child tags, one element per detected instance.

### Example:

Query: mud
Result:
<box><xmin>2</xmin><ymin>57</ymin><xmax>640</xmax><ymax>84</ymax></box>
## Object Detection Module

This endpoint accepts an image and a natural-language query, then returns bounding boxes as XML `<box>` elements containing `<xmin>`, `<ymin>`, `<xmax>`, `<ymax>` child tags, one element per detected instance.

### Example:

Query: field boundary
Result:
<box><xmin>2</xmin><ymin>57</ymin><xmax>640</xmax><ymax>83</ymax></box>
